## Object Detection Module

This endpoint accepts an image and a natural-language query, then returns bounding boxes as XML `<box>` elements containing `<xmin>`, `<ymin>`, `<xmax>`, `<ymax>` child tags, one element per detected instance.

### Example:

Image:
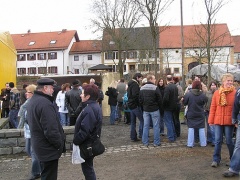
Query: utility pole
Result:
<box><xmin>180</xmin><ymin>0</ymin><xmax>185</xmax><ymax>89</ymax></box>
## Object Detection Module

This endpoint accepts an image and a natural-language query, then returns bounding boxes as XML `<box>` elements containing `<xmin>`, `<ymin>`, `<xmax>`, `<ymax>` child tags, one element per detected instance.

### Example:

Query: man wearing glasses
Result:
<box><xmin>26</xmin><ymin>78</ymin><xmax>65</xmax><ymax>180</ymax></box>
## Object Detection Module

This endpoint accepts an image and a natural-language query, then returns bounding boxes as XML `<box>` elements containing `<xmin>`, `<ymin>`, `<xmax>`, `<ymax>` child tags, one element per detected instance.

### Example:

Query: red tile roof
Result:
<box><xmin>232</xmin><ymin>36</ymin><xmax>240</xmax><ymax>53</ymax></box>
<box><xmin>69</xmin><ymin>40</ymin><xmax>102</xmax><ymax>54</ymax></box>
<box><xmin>160</xmin><ymin>24</ymin><xmax>234</xmax><ymax>49</ymax></box>
<box><xmin>11</xmin><ymin>30</ymin><xmax>79</xmax><ymax>52</ymax></box>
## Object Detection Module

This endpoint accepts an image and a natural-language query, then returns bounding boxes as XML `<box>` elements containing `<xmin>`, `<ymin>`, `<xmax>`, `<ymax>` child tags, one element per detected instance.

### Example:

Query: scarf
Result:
<box><xmin>218</xmin><ymin>85</ymin><xmax>234</xmax><ymax>106</ymax></box>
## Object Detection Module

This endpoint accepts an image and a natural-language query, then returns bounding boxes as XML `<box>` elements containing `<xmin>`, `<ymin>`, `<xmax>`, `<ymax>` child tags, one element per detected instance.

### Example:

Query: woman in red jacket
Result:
<box><xmin>208</xmin><ymin>73</ymin><xmax>236</xmax><ymax>167</ymax></box>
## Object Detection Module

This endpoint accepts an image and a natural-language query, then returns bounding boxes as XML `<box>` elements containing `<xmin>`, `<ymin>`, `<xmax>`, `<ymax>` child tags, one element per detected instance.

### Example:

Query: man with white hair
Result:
<box><xmin>90</xmin><ymin>78</ymin><xmax>95</xmax><ymax>85</ymax></box>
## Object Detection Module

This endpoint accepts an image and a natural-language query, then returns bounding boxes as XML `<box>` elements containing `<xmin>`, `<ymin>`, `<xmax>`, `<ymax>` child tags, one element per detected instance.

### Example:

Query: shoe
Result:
<box><xmin>131</xmin><ymin>138</ymin><xmax>140</xmax><ymax>142</ymax></box>
<box><xmin>28</xmin><ymin>174</ymin><xmax>41</xmax><ymax>180</ymax></box>
<box><xmin>226</xmin><ymin>162</ymin><xmax>230</xmax><ymax>166</ymax></box>
<box><xmin>143</xmin><ymin>144</ymin><xmax>149</xmax><ymax>147</ymax></box>
<box><xmin>153</xmin><ymin>144</ymin><xmax>160</xmax><ymax>147</ymax></box>
<box><xmin>211</xmin><ymin>161</ymin><xmax>219</xmax><ymax>167</ymax></box>
<box><xmin>168</xmin><ymin>140</ymin><xmax>175</xmax><ymax>143</ymax></box>
<box><xmin>223</xmin><ymin>170</ymin><xmax>238</xmax><ymax>177</ymax></box>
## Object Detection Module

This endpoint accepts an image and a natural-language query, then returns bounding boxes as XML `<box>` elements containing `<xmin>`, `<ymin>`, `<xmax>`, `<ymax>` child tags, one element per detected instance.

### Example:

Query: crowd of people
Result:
<box><xmin>1</xmin><ymin>72</ymin><xmax>240</xmax><ymax>179</ymax></box>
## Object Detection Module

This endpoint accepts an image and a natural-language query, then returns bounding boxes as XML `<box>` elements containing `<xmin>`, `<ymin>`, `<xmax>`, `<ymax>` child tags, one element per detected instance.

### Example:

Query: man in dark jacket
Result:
<box><xmin>26</xmin><ymin>78</ymin><xmax>65</xmax><ymax>180</ymax></box>
<box><xmin>0</xmin><ymin>83</ymin><xmax>10</xmax><ymax>118</ymax></box>
<box><xmin>65</xmin><ymin>79</ymin><xmax>82</xmax><ymax>125</ymax></box>
<box><xmin>139</xmin><ymin>74</ymin><xmax>162</xmax><ymax>147</ymax></box>
<box><xmin>163</xmin><ymin>75</ymin><xmax>178</xmax><ymax>142</ymax></box>
<box><xmin>127</xmin><ymin>73</ymin><xmax>144</xmax><ymax>141</ymax></box>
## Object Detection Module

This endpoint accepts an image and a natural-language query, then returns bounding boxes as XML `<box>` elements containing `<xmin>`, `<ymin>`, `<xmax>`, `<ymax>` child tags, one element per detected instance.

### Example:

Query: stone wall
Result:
<box><xmin>0</xmin><ymin>126</ymin><xmax>75</xmax><ymax>155</ymax></box>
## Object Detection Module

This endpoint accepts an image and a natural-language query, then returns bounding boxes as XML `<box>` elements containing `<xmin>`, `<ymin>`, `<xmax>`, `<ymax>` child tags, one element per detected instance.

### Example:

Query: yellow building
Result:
<box><xmin>0</xmin><ymin>31</ymin><xmax>16</xmax><ymax>89</ymax></box>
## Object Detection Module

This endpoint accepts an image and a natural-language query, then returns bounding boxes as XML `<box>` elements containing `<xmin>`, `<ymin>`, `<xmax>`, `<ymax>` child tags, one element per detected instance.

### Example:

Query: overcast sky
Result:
<box><xmin>0</xmin><ymin>0</ymin><xmax>239</xmax><ymax>39</ymax></box>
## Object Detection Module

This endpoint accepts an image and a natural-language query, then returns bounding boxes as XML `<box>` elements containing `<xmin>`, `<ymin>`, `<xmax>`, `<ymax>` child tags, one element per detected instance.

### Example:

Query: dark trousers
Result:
<box><xmin>69</xmin><ymin>116</ymin><xmax>77</xmax><ymax>126</ymax></box>
<box><xmin>40</xmin><ymin>159</ymin><xmax>59</xmax><ymax>180</ymax></box>
<box><xmin>124</xmin><ymin>112</ymin><xmax>131</xmax><ymax>124</ymax></box>
<box><xmin>1</xmin><ymin>108</ymin><xmax>9</xmax><ymax>118</ymax></box>
<box><xmin>173</xmin><ymin>103</ymin><xmax>181</xmax><ymax>137</ymax></box>
<box><xmin>81</xmin><ymin>157</ymin><xmax>96</xmax><ymax>180</ymax></box>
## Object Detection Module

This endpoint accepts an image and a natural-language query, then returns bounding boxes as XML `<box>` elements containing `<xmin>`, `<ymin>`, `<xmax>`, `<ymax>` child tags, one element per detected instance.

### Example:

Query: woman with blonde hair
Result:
<box><xmin>18</xmin><ymin>84</ymin><xmax>42</xmax><ymax>179</ymax></box>
<box><xmin>208</xmin><ymin>73</ymin><xmax>236</xmax><ymax>167</ymax></box>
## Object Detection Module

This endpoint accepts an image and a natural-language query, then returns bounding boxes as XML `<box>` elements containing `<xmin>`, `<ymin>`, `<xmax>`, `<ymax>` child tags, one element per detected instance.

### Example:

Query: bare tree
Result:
<box><xmin>202</xmin><ymin>0</ymin><xmax>230</xmax><ymax>85</ymax></box>
<box><xmin>133</xmin><ymin>0</ymin><xmax>174</xmax><ymax>77</ymax></box>
<box><xmin>91</xmin><ymin>0</ymin><xmax>142</xmax><ymax>78</ymax></box>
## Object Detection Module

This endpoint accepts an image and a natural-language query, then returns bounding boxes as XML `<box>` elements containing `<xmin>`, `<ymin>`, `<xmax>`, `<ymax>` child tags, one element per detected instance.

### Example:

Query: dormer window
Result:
<box><xmin>50</xmin><ymin>40</ymin><xmax>56</xmax><ymax>44</ymax></box>
<box><xmin>29</xmin><ymin>41</ymin><xmax>35</xmax><ymax>46</ymax></box>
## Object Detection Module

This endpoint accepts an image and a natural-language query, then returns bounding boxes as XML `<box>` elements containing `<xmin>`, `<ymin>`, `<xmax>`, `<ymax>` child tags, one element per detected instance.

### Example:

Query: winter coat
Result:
<box><xmin>232</xmin><ymin>88</ymin><xmax>240</xmax><ymax>125</ymax></box>
<box><xmin>65</xmin><ymin>87</ymin><xmax>82</xmax><ymax>117</ymax></box>
<box><xmin>139</xmin><ymin>82</ymin><xmax>162</xmax><ymax>112</ymax></box>
<box><xmin>204</xmin><ymin>89</ymin><xmax>216</xmax><ymax>111</ymax></box>
<box><xmin>105</xmin><ymin>87</ymin><xmax>118</xmax><ymax>106</ymax></box>
<box><xmin>73</xmin><ymin>100</ymin><xmax>102</xmax><ymax>146</ymax></box>
<box><xmin>0</xmin><ymin>88</ymin><xmax>10</xmax><ymax>109</ymax></box>
<box><xmin>26</xmin><ymin>91</ymin><xmax>65</xmax><ymax>162</ymax></box>
<box><xmin>183</xmin><ymin>89</ymin><xmax>208</xmax><ymax>128</ymax></box>
<box><xmin>123</xmin><ymin>92</ymin><xmax>130</xmax><ymax>112</ymax></box>
<box><xmin>208</xmin><ymin>89</ymin><xmax>236</xmax><ymax>125</ymax></box>
<box><xmin>163</xmin><ymin>82</ymin><xmax>178</xmax><ymax>111</ymax></box>
<box><xmin>127</xmin><ymin>79</ymin><xmax>140</xmax><ymax>110</ymax></box>
<box><xmin>157</xmin><ymin>85</ymin><xmax>165</xmax><ymax>116</ymax></box>
<box><xmin>116</xmin><ymin>82</ymin><xmax>126</xmax><ymax>102</ymax></box>
<box><xmin>56</xmin><ymin>91</ymin><xmax>68</xmax><ymax>113</ymax></box>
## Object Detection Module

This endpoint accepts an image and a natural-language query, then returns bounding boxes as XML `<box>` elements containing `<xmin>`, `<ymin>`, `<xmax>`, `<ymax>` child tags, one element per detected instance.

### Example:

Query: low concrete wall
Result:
<box><xmin>0</xmin><ymin>126</ymin><xmax>75</xmax><ymax>155</ymax></box>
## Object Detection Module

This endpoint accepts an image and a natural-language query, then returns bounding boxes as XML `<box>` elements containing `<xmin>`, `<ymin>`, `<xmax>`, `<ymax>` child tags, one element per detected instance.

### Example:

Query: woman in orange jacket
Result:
<box><xmin>208</xmin><ymin>73</ymin><xmax>236</xmax><ymax>168</ymax></box>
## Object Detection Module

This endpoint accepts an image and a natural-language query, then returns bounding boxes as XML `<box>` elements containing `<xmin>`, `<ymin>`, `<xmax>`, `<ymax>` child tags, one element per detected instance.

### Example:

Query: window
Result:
<box><xmin>238</xmin><ymin>54</ymin><xmax>240</xmax><ymax>60</ymax></box>
<box><xmin>165</xmin><ymin>68</ymin><xmax>171</xmax><ymax>74</ymax></box>
<box><xmin>27</xmin><ymin>53</ymin><xmax>36</xmax><ymax>60</ymax></box>
<box><xmin>50</xmin><ymin>40</ymin><xmax>56</xmax><ymax>44</ymax></box>
<box><xmin>174</xmin><ymin>68</ymin><xmax>180</xmax><ymax>73</ymax></box>
<box><xmin>48</xmin><ymin>67</ymin><xmax>58</xmax><ymax>74</ymax></box>
<box><xmin>139</xmin><ymin>51</ymin><xmax>146</xmax><ymax>59</ymax></box>
<box><xmin>105</xmin><ymin>51</ymin><xmax>118</xmax><ymax>60</ymax></box>
<box><xmin>38</xmin><ymin>53</ymin><xmax>46</xmax><ymax>60</ymax></box>
<box><xmin>28</xmin><ymin>67</ymin><xmax>36</xmax><ymax>74</ymax></box>
<box><xmin>88</xmin><ymin>55</ymin><xmax>92</xmax><ymax>60</ymax></box>
<box><xmin>74</xmin><ymin>55</ymin><xmax>79</xmax><ymax>61</ymax></box>
<box><xmin>74</xmin><ymin>69</ymin><xmax>79</xmax><ymax>74</ymax></box>
<box><xmin>38</xmin><ymin>67</ymin><xmax>47</xmax><ymax>74</ymax></box>
<box><xmin>17</xmin><ymin>54</ymin><xmax>26</xmax><ymax>61</ymax></box>
<box><xmin>29</xmin><ymin>41</ymin><xmax>35</xmax><ymax>46</ymax></box>
<box><xmin>105</xmin><ymin>52</ymin><xmax>113</xmax><ymax>59</ymax></box>
<box><xmin>127</xmin><ymin>51</ymin><xmax>137</xmax><ymax>59</ymax></box>
<box><xmin>48</xmin><ymin>52</ymin><xmax>57</xmax><ymax>59</ymax></box>
<box><xmin>129</xmin><ymin>65</ymin><xmax>135</xmax><ymax>71</ymax></box>
<box><xmin>18</xmin><ymin>68</ymin><xmax>26</xmax><ymax>75</ymax></box>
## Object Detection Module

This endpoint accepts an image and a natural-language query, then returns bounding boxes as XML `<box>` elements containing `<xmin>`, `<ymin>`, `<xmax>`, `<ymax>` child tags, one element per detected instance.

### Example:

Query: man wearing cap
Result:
<box><xmin>65</xmin><ymin>79</ymin><xmax>82</xmax><ymax>125</ymax></box>
<box><xmin>26</xmin><ymin>78</ymin><xmax>65</xmax><ymax>180</ymax></box>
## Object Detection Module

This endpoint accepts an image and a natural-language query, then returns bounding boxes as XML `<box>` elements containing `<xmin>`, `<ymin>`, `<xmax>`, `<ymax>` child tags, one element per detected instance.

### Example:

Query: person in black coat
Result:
<box><xmin>26</xmin><ymin>78</ymin><xmax>65</xmax><ymax>180</ymax></box>
<box><xmin>73</xmin><ymin>84</ymin><xmax>102</xmax><ymax>180</ymax></box>
<box><xmin>183</xmin><ymin>80</ymin><xmax>208</xmax><ymax>147</ymax></box>
<box><xmin>156</xmin><ymin>78</ymin><xmax>166</xmax><ymax>136</ymax></box>
<box><xmin>105</xmin><ymin>81</ymin><xmax>118</xmax><ymax>125</ymax></box>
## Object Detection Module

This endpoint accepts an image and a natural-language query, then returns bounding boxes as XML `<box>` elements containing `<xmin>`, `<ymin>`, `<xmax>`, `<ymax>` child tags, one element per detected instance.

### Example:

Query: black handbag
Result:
<box><xmin>79</xmin><ymin>135</ymin><xmax>105</xmax><ymax>159</ymax></box>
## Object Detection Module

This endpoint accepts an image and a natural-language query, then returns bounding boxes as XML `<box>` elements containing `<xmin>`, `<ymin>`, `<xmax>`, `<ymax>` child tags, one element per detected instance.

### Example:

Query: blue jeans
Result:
<box><xmin>142</xmin><ymin>110</ymin><xmax>160</xmax><ymax>146</ymax></box>
<box><xmin>59</xmin><ymin>112</ymin><xmax>69</xmax><ymax>126</ymax></box>
<box><xmin>130</xmin><ymin>107</ymin><xmax>144</xmax><ymax>140</ymax></box>
<box><xmin>187</xmin><ymin>128</ymin><xmax>206</xmax><ymax>147</ymax></box>
<box><xmin>213</xmin><ymin>125</ymin><xmax>235</xmax><ymax>163</ymax></box>
<box><xmin>205</xmin><ymin>111</ymin><xmax>215</xmax><ymax>144</ymax></box>
<box><xmin>163</xmin><ymin>111</ymin><xmax>176</xmax><ymax>141</ymax></box>
<box><xmin>229</xmin><ymin>126</ymin><xmax>240</xmax><ymax>174</ymax></box>
<box><xmin>110</xmin><ymin>105</ymin><xmax>117</xmax><ymax>124</ymax></box>
<box><xmin>25</xmin><ymin>138</ymin><xmax>42</xmax><ymax>176</ymax></box>
<box><xmin>9</xmin><ymin>109</ymin><xmax>19</xmax><ymax>128</ymax></box>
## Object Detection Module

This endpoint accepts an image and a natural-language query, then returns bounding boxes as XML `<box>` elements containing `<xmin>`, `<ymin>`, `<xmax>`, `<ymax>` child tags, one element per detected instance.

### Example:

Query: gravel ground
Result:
<box><xmin>0</xmin><ymin>117</ymin><xmax>238</xmax><ymax>180</ymax></box>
